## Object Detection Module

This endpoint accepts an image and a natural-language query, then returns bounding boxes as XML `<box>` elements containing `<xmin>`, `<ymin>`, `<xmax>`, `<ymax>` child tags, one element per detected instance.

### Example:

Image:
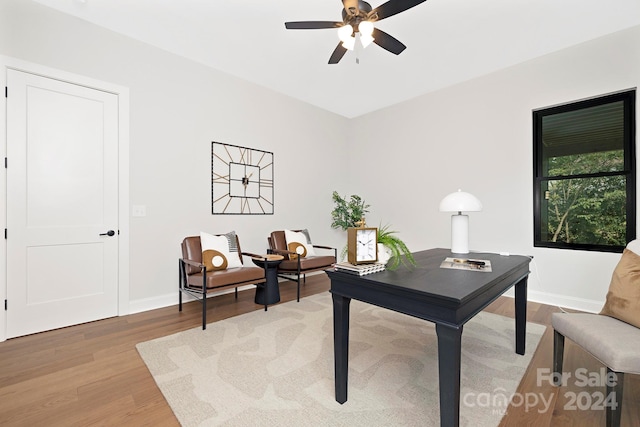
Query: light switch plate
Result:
<box><xmin>132</xmin><ymin>205</ymin><xmax>146</xmax><ymax>217</ymax></box>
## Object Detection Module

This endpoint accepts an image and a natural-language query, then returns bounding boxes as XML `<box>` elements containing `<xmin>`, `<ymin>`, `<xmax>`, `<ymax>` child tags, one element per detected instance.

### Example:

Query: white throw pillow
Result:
<box><xmin>200</xmin><ymin>231</ymin><xmax>243</xmax><ymax>271</ymax></box>
<box><xmin>284</xmin><ymin>229</ymin><xmax>316</xmax><ymax>258</ymax></box>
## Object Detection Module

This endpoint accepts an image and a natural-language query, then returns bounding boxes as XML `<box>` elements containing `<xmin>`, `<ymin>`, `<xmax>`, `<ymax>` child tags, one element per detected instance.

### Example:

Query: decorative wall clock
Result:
<box><xmin>211</xmin><ymin>142</ymin><xmax>274</xmax><ymax>214</ymax></box>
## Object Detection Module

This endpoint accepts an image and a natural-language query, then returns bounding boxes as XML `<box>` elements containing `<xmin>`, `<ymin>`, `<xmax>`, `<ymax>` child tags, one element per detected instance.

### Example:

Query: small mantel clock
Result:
<box><xmin>347</xmin><ymin>227</ymin><xmax>378</xmax><ymax>264</ymax></box>
<box><xmin>211</xmin><ymin>142</ymin><xmax>274</xmax><ymax>214</ymax></box>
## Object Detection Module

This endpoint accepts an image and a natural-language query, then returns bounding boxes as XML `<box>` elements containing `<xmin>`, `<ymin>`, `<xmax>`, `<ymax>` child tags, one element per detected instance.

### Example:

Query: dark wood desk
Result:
<box><xmin>326</xmin><ymin>248</ymin><xmax>531</xmax><ymax>427</ymax></box>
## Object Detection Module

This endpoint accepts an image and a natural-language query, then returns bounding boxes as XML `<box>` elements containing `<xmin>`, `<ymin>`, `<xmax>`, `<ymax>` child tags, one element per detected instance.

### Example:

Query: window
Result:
<box><xmin>533</xmin><ymin>90</ymin><xmax>636</xmax><ymax>252</ymax></box>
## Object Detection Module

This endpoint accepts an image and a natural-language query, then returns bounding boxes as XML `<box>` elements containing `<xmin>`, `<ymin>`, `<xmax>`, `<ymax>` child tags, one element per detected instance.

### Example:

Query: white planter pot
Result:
<box><xmin>377</xmin><ymin>243</ymin><xmax>392</xmax><ymax>265</ymax></box>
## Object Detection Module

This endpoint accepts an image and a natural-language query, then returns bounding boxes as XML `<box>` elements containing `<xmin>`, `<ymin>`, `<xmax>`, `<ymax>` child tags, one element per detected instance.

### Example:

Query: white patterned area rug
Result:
<box><xmin>136</xmin><ymin>292</ymin><xmax>545</xmax><ymax>427</ymax></box>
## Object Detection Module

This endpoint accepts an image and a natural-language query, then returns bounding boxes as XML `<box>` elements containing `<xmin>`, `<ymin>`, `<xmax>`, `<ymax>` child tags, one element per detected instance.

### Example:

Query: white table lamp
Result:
<box><xmin>439</xmin><ymin>189</ymin><xmax>483</xmax><ymax>254</ymax></box>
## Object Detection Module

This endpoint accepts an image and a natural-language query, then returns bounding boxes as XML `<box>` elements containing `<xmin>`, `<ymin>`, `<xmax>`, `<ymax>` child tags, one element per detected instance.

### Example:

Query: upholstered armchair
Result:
<box><xmin>552</xmin><ymin>240</ymin><xmax>640</xmax><ymax>427</ymax></box>
<box><xmin>179</xmin><ymin>231</ymin><xmax>266</xmax><ymax>329</ymax></box>
<box><xmin>267</xmin><ymin>229</ymin><xmax>336</xmax><ymax>301</ymax></box>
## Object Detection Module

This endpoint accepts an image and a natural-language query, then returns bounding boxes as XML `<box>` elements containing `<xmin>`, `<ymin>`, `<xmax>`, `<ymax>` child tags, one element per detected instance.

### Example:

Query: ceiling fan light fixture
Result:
<box><xmin>358</xmin><ymin>20</ymin><xmax>375</xmax><ymax>47</ymax></box>
<box><xmin>338</xmin><ymin>24</ymin><xmax>355</xmax><ymax>51</ymax></box>
<box><xmin>358</xmin><ymin>20</ymin><xmax>374</xmax><ymax>37</ymax></box>
<box><xmin>338</xmin><ymin>24</ymin><xmax>354</xmax><ymax>43</ymax></box>
<box><xmin>342</xmin><ymin>37</ymin><xmax>356</xmax><ymax>51</ymax></box>
<box><xmin>360</xmin><ymin>33</ymin><xmax>375</xmax><ymax>48</ymax></box>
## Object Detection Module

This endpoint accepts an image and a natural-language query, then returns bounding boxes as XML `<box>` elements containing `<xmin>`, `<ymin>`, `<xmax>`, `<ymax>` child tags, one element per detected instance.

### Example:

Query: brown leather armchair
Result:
<box><xmin>179</xmin><ymin>234</ymin><xmax>266</xmax><ymax>329</ymax></box>
<box><xmin>267</xmin><ymin>230</ymin><xmax>336</xmax><ymax>302</ymax></box>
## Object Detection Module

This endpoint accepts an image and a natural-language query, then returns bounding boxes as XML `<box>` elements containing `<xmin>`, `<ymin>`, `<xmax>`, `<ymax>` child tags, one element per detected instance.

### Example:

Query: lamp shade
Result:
<box><xmin>439</xmin><ymin>189</ymin><xmax>482</xmax><ymax>254</ymax></box>
<box><xmin>341</xmin><ymin>37</ymin><xmax>355</xmax><ymax>51</ymax></box>
<box><xmin>338</xmin><ymin>24</ymin><xmax>355</xmax><ymax>50</ymax></box>
<box><xmin>439</xmin><ymin>189</ymin><xmax>483</xmax><ymax>213</ymax></box>
<box><xmin>360</xmin><ymin>33</ymin><xmax>375</xmax><ymax>48</ymax></box>
<box><xmin>359</xmin><ymin>21</ymin><xmax>374</xmax><ymax>37</ymax></box>
<box><xmin>338</xmin><ymin>24</ymin><xmax>354</xmax><ymax>42</ymax></box>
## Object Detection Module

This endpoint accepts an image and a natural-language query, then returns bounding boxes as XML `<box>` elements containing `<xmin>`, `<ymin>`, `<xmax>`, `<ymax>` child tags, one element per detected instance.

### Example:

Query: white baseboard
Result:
<box><xmin>128</xmin><ymin>292</ymin><xmax>181</xmax><ymax>314</ymax></box>
<box><xmin>501</xmin><ymin>288</ymin><xmax>603</xmax><ymax>314</ymax></box>
<box><xmin>128</xmin><ymin>285</ymin><xmax>254</xmax><ymax>314</ymax></box>
<box><xmin>129</xmin><ymin>280</ymin><xmax>603</xmax><ymax>317</ymax></box>
<box><xmin>127</xmin><ymin>274</ymin><xmax>318</xmax><ymax>315</ymax></box>
<box><xmin>528</xmin><ymin>289</ymin><xmax>603</xmax><ymax>313</ymax></box>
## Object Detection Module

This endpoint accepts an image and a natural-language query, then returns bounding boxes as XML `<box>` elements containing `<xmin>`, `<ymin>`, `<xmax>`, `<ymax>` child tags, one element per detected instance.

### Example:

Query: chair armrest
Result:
<box><xmin>242</xmin><ymin>251</ymin><xmax>264</xmax><ymax>259</ymax></box>
<box><xmin>179</xmin><ymin>258</ymin><xmax>206</xmax><ymax>292</ymax></box>
<box><xmin>312</xmin><ymin>245</ymin><xmax>334</xmax><ymax>250</ymax></box>
<box><xmin>181</xmin><ymin>258</ymin><xmax>205</xmax><ymax>269</ymax></box>
<box><xmin>312</xmin><ymin>244</ymin><xmax>337</xmax><ymax>258</ymax></box>
<box><xmin>270</xmin><ymin>248</ymin><xmax>296</xmax><ymax>256</ymax></box>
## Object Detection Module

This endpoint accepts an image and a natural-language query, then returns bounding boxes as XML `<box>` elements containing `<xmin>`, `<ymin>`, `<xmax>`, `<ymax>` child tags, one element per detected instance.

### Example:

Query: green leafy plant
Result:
<box><xmin>330</xmin><ymin>191</ymin><xmax>370</xmax><ymax>230</ymax></box>
<box><xmin>377</xmin><ymin>223</ymin><xmax>416</xmax><ymax>270</ymax></box>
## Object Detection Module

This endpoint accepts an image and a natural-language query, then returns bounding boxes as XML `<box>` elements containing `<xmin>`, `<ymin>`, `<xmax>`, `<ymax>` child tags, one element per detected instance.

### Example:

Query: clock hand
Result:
<box><xmin>242</xmin><ymin>173</ymin><xmax>254</xmax><ymax>187</ymax></box>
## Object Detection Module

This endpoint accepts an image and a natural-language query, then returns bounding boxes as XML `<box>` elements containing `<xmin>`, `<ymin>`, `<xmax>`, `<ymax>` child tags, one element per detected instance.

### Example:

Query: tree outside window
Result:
<box><xmin>533</xmin><ymin>90</ymin><xmax>636</xmax><ymax>252</ymax></box>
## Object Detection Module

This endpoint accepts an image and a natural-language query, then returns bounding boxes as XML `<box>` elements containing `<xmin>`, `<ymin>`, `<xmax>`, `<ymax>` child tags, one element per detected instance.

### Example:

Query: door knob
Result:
<box><xmin>99</xmin><ymin>230</ymin><xmax>116</xmax><ymax>236</ymax></box>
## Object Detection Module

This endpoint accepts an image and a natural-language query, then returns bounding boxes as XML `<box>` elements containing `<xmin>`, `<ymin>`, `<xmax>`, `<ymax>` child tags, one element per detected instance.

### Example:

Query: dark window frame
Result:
<box><xmin>533</xmin><ymin>90</ymin><xmax>636</xmax><ymax>253</ymax></box>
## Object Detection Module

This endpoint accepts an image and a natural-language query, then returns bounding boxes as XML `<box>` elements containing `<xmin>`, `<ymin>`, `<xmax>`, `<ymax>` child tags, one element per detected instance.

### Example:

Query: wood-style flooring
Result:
<box><xmin>0</xmin><ymin>274</ymin><xmax>638</xmax><ymax>426</ymax></box>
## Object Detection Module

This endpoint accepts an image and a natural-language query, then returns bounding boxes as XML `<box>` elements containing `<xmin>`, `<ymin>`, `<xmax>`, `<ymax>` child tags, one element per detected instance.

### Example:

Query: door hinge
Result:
<box><xmin>4</xmin><ymin>229</ymin><xmax>7</xmax><ymax>239</ymax></box>
<box><xmin>4</xmin><ymin>300</ymin><xmax>6</xmax><ymax>311</ymax></box>
<box><xmin>4</xmin><ymin>86</ymin><xmax>7</xmax><ymax>98</ymax></box>
<box><xmin>4</xmin><ymin>157</ymin><xmax>7</xmax><ymax>168</ymax></box>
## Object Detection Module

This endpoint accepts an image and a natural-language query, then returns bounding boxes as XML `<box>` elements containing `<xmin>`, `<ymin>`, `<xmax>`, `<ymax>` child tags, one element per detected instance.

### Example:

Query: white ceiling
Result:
<box><xmin>33</xmin><ymin>0</ymin><xmax>640</xmax><ymax>118</ymax></box>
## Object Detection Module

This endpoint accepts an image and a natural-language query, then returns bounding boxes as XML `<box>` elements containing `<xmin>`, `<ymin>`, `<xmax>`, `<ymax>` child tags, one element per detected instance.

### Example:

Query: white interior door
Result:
<box><xmin>6</xmin><ymin>69</ymin><xmax>119</xmax><ymax>338</ymax></box>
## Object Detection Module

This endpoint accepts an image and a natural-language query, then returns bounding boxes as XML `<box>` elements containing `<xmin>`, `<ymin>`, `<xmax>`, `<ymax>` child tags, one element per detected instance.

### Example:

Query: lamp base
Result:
<box><xmin>451</xmin><ymin>214</ymin><xmax>469</xmax><ymax>254</ymax></box>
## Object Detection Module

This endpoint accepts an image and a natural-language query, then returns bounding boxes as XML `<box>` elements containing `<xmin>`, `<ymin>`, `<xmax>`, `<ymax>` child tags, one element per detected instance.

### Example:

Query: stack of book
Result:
<box><xmin>333</xmin><ymin>262</ymin><xmax>386</xmax><ymax>276</ymax></box>
<box><xmin>440</xmin><ymin>257</ymin><xmax>492</xmax><ymax>272</ymax></box>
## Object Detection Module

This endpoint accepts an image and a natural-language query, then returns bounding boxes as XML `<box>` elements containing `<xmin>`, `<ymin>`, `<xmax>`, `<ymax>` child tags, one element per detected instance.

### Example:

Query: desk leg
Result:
<box><xmin>332</xmin><ymin>293</ymin><xmax>351</xmax><ymax>404</ymax></box>
<box><xmin>514</xmin><ymin>276</ymin><xmax>528</xmax><ymax>355</ymax></box>
<box><xmin>436</xmin><ymin>323</ymin><xmax>462</xmax><ymax>427</ymax></box>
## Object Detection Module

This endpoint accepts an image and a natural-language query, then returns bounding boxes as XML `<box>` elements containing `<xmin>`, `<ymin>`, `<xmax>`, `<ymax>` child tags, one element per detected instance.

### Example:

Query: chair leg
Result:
<box><xmin>553</xmin><ymin>330</ymin><xmax>565</xmax><ymax>385</ymax></box>
<box><xmin>202</xmin><ymin>292</ymin><xmax>207</xmax><ymax>330</ymax></box>
<box><xmin>606</xmin><ymin>369</ymin><xmax>623</xmax><ymax>427</ymax></box>
<box><xmin>178</xmin><ymin>259</ymin><xmax>184</xmax><ymax>312</ymax></box>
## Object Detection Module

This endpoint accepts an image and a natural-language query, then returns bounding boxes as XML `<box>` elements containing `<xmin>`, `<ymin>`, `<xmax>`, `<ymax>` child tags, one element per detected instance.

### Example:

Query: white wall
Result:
<box><xmin>348</xmin><ymin>25</ymin><xmax>640</xmax><ymax>312</ymax></box>
<box><xmin>0</xmin><ymin>0</ymin><xmax>351</xmax><ymax>313</ymax></box>
<box><xmin>1</xmin><ymin>0</ymin><xmax>638</xmax><ymax>318</ymax></box>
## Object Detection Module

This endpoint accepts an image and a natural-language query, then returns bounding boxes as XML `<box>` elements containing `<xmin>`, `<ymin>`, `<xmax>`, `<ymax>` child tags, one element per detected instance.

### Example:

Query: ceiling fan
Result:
<box><xmin>285</xmin><ymin>0</ymin><xmax>427</xmax><ymax>64</ymax></box>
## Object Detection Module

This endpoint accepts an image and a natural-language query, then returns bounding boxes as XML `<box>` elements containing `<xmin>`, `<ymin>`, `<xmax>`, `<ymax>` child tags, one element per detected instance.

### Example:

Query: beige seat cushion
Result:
<box><xmin>600</xmin><ymin>243</ymin><xmax>640</xmax><ymax>328</ymax></box>
<box><xmin>552</xmin><ymin>312</ymin><xmax>640</xmax><ymax>374</ymax></box>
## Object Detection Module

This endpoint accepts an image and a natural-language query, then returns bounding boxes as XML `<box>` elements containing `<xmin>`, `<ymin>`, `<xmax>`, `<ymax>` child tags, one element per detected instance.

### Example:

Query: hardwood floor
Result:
<box><xmin>0</xmin><ymin>274</ymin><xmax>638</xmax><ymax>426</ymax></box>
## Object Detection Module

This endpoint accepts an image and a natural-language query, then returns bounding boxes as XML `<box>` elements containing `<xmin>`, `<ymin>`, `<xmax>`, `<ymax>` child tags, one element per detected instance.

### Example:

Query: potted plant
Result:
<box><xmin>330</xmin><ymin>191</ymin><xmax>370</xmax><ymax>230</ymax></box>
<box><xmin>331</xmin><ymin>191</ymin><xmax>370</xmax><ymax>260</ymax></box>
<box><xmin>377</xmin><ymin>223</ymin><xmax>416</xmax><ymax>270</ymax></box>
<box><xmin>330</xmin><ymin>191</ymin><xmax>415</xmax><ymax>269</ymax></box>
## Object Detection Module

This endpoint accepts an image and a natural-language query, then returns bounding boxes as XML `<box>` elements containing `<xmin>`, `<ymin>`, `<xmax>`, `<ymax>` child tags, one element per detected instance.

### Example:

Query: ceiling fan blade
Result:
<box><xmin>328</xmin><ymin>43</ymin><xmax>348</xmax><ymax>64</ymax></box>
<box><xmin>372</xmin><ymin>28</ymin><xmax>406</xmax><ymax>55</ymax></box>
<box><xmin>371</xmin><ymin>0</ymin><xmax>427</xmax><ymax>21</ymax></box>
<box><xmin>285</xmin><ymin>21</ymin><xmax>342</xmax><ymax>30</ymax></box>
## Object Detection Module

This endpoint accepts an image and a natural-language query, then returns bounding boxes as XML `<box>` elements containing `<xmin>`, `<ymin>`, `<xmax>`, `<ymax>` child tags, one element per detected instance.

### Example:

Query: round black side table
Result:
<box><xmin>252</xmin><ymin>254</ymin><xmax>284</xmax><ymax>307</ymax></box>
